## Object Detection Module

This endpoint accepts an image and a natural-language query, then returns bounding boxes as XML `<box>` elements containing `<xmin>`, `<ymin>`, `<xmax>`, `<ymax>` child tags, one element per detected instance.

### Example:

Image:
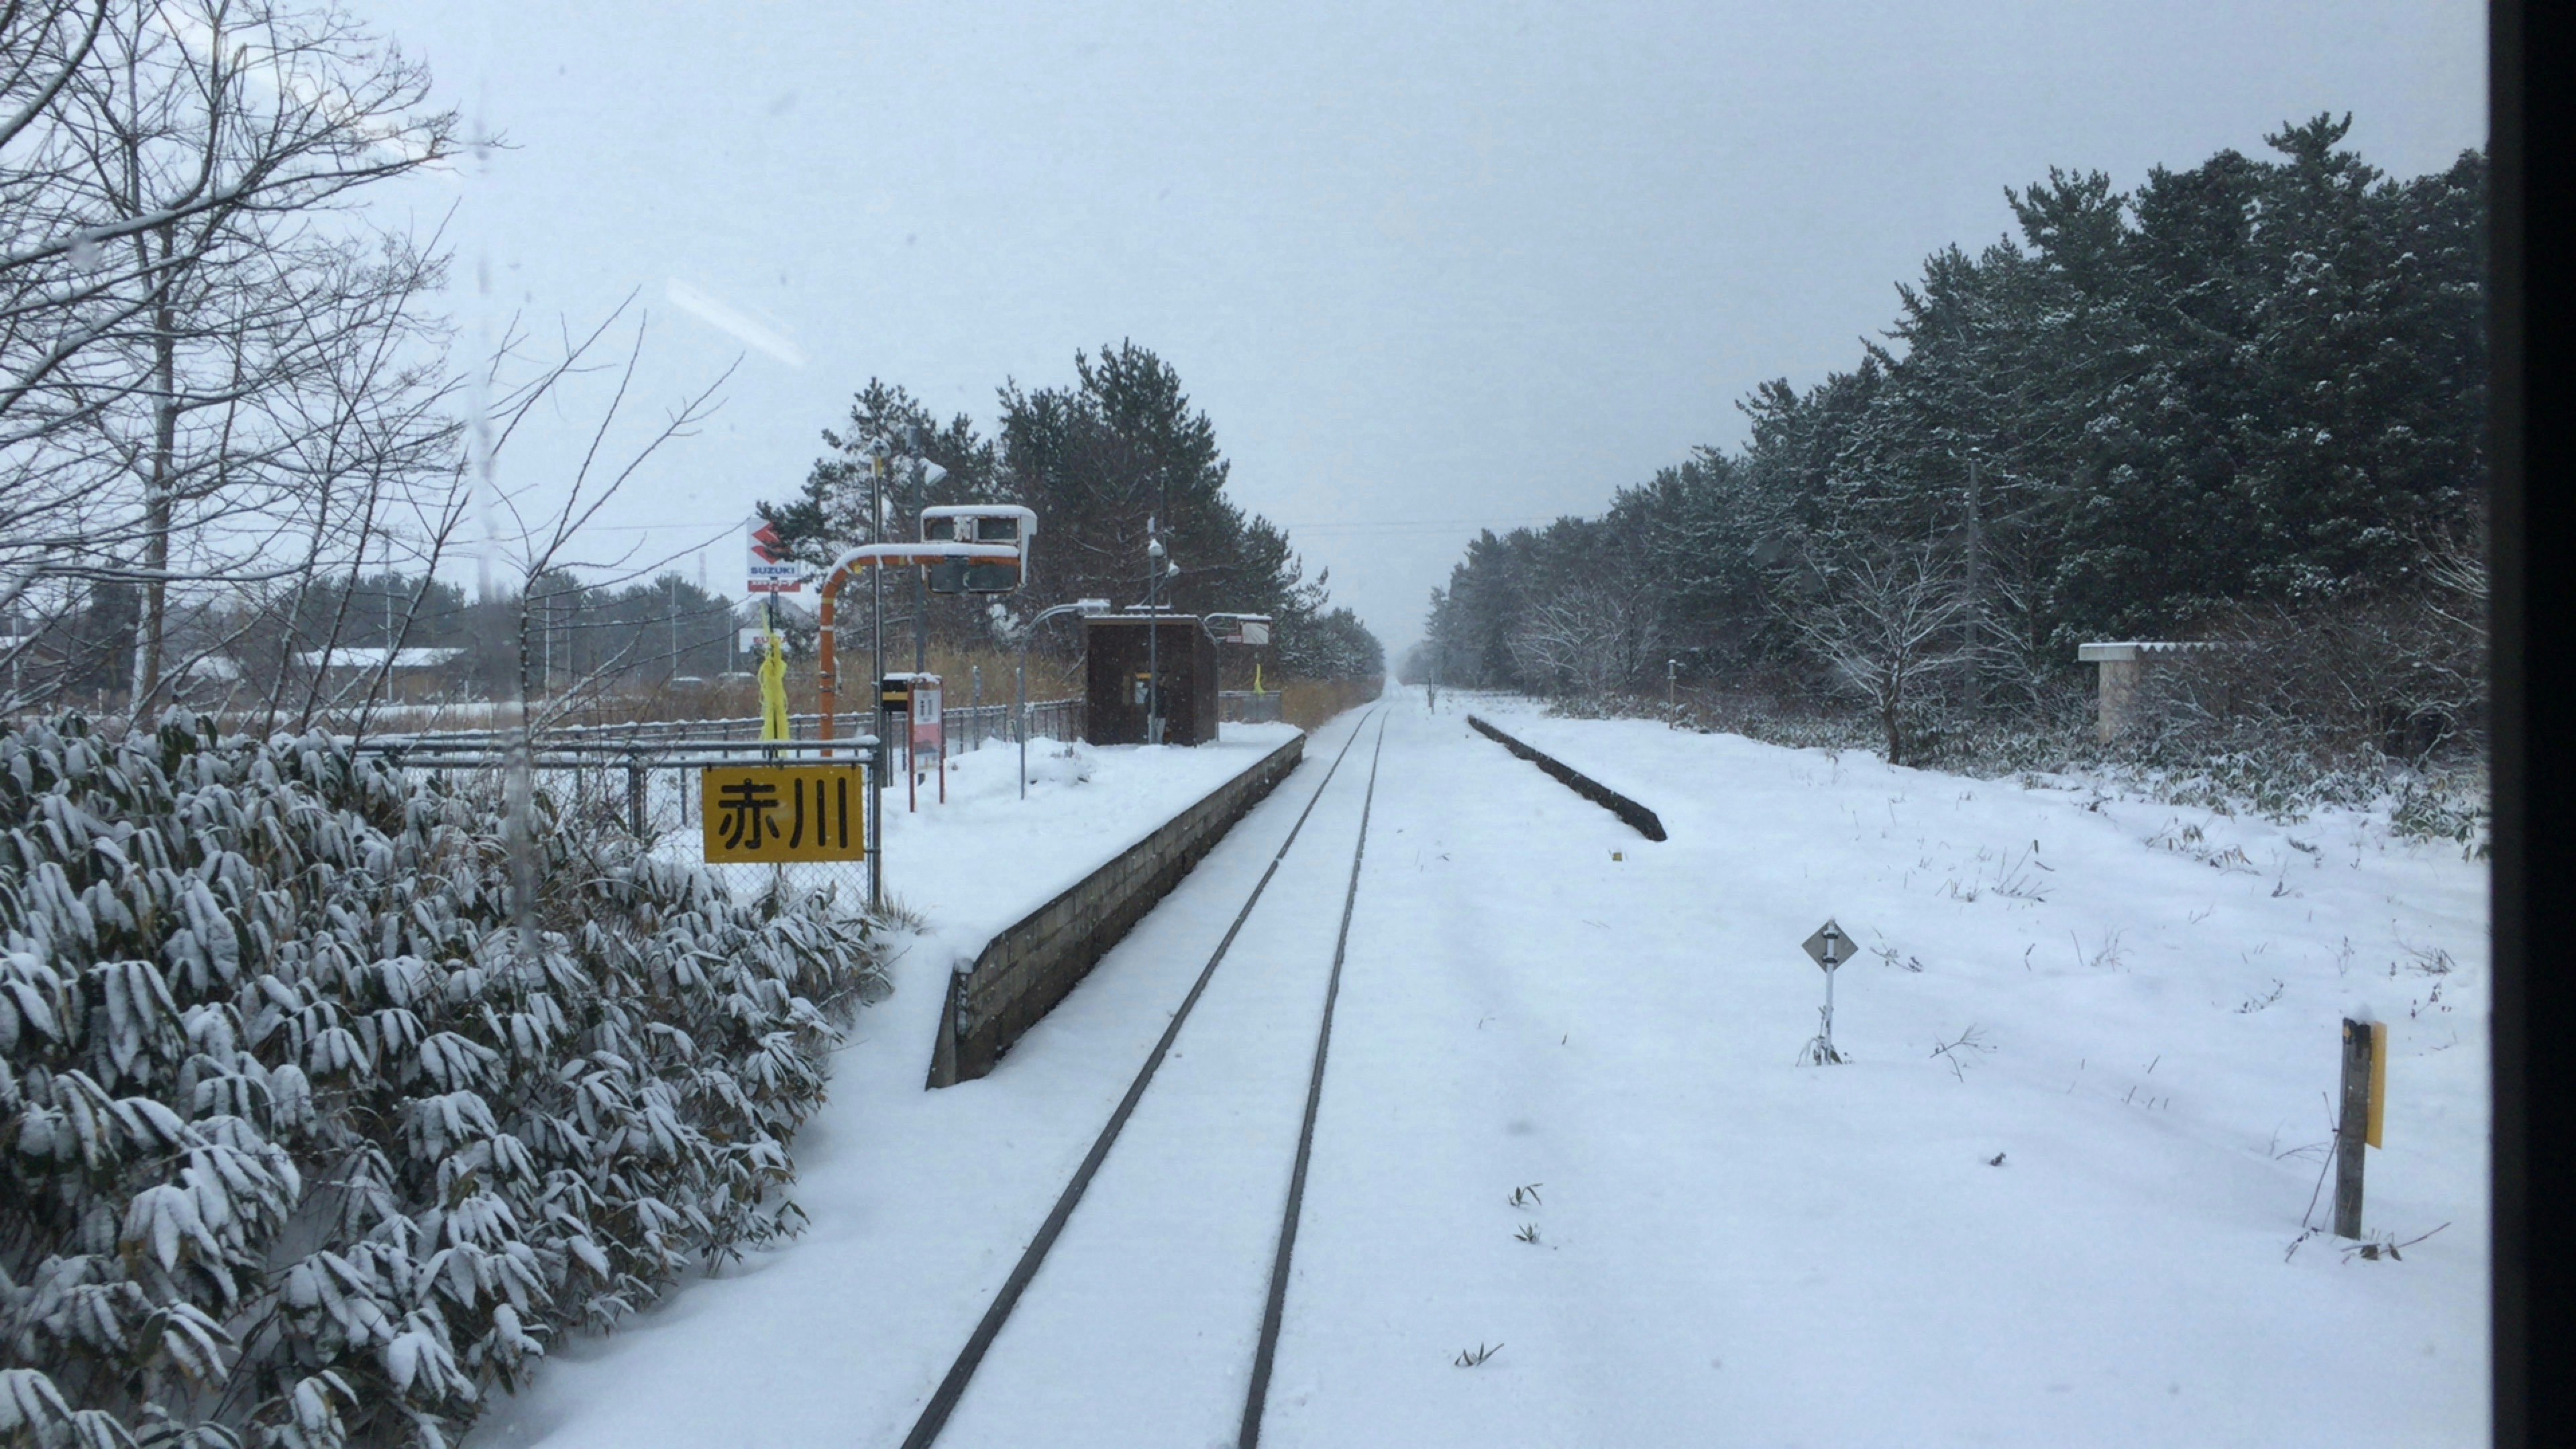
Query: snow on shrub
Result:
<box><xmin>0</xmin><ymin>716</ymin><xmax>884</xmax><ymax>1447</ymax></box>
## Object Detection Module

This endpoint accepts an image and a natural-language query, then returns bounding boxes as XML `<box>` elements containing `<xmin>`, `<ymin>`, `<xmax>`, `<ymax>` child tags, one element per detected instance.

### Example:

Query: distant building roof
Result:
<box><xmin>296</xmin><ymin>647</ymin><xmax>467</xmax><ymax>670</ymax></box>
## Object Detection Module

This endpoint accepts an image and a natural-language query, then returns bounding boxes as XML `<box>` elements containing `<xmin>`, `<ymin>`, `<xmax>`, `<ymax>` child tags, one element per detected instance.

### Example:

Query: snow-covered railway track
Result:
<box><xmin>897</xmin><ymin>710</ymin><xmax>1391</xmax><ymax>1449</ymax></box>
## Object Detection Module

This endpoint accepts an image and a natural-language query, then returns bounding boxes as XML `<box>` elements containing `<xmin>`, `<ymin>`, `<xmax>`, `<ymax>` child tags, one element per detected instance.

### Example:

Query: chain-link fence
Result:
<box><xmin>351</xmin><ymin>700</ymin><xmax>1085</xmax><ymax>916</ymax></box>
<box><xmin>351</xmin><ymin>733</ymin><xmax>888</xmax><ymax>915</ymax></box>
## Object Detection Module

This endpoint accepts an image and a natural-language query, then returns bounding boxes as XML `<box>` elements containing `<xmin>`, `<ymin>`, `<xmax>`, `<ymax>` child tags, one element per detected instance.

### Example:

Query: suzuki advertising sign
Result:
<box><xmin>747</xmin><ymin>517</ymin><xmax>804</xmax><ymax>593</ymax></box>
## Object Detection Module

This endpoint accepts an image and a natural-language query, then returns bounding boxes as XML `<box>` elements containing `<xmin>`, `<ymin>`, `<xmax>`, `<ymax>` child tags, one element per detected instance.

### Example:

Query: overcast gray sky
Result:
<box><xmin>357</xmin><ymin>0</ymin><xmax>2486</xmax><ymax>655</ymax></box>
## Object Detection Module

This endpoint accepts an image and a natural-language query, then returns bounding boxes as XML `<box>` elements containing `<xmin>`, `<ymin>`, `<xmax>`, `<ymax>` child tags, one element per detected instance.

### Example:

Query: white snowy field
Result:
<box><xmin>1271</xmin><ymin>694</ymin><xmax>2488</xmax><ymax>1448</ymax></box>
<box><xmin>471</xmin><ymin>693</ymin><xmax>2488</xmax><ymax>1449</ymax></box>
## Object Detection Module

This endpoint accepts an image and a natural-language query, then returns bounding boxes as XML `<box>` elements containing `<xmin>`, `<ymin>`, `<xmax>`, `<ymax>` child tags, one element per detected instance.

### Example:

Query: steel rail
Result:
<box><xmin>1237</xmin><ymin>710</ymin><xmax>1388</xmax><ymax>1446</ymax></box>
<box><xmin>896</xmin><ymin>708</ymin><xmax>1381</xmax><ymax>1449</ymax></box>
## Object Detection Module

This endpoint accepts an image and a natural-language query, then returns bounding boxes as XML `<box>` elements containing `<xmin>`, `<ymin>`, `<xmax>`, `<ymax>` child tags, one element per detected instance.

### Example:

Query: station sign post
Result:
<box><xmin>911</xmin><ymin>678</ymin><xmax>945</xmax><ymax>806</ymax></box>
<box><xmin>700</xmin><ymin>765</ymin><xmax>867</xmax><ymax>863</ymax></box>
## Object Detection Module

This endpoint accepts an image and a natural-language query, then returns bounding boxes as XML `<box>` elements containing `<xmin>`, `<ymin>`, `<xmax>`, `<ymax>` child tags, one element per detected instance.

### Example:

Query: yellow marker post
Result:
<box><xmin>758</xmin><ymin>615</ymin><xmax>790</xmax><ymax>743</ymax></box>
<box><xmin>701</xmin><ymin>766</ymin><xmax>867</xmax><ymax>863</ymax></box>
<box><xmin>2333</xmin><ymin>1016</ymin><xmax>2385</xmax><ymax>1237</ymax></box>
<box><xmin>2365</xmin><ymin>1020</ymin><xmax>2387</xmax><ymax>1148</ymax></box>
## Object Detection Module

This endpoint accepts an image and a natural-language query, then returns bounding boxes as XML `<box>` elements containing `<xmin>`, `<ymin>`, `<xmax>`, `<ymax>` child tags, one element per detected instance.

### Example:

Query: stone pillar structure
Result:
<box><xmin>2077</xmin><ymin>642</ymin><xmax>2143</xmax><ymax>744</ymax></box>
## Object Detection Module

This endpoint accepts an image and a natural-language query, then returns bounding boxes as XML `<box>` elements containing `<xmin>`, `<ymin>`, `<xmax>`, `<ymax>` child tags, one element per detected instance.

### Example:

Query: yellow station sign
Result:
<box><xmin>700</xmin><ymin>766</ymin><xmax>867</xmax><ymax>863</ymax></box>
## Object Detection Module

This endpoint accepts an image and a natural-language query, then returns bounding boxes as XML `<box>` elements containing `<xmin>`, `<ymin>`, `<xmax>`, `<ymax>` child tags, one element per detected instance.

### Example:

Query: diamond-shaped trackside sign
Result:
<box><xmin>1803</xmin><ymin>919</ymin><xmax>1855</xmax><ymax>971</ymax></box>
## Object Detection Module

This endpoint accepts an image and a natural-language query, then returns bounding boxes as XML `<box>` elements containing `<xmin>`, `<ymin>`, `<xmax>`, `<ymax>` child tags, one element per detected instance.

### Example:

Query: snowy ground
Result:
<box><xmin>471</xmin><ymin>692</ymin><xmax>2488</xmax><ymax>1449</ymax></box>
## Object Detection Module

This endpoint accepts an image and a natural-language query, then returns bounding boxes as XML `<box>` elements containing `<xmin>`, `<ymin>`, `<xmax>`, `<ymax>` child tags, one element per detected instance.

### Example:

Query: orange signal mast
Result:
<box><xmin>815</xmin><ymin>505</ymin><xmax>1037</xmax><ymax>751</ymax></box>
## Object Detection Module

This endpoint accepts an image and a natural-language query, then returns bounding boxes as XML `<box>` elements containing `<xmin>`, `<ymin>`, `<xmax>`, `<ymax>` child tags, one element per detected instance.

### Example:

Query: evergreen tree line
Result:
<box><xmin>758</xmin><ymin>342</ymin><xmax>1385</xmax><ymax>685</ymax></box>
<box><xmin>1409</xmin><ymin>117</ymin><xmax>2486</xmax><ymax>775</ymax></box>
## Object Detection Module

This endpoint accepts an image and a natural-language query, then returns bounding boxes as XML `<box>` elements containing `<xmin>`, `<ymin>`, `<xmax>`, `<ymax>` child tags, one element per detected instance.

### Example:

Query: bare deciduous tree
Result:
<box><xmin>472</xmin><ymin>296</ymin><xmax>737</xmax><ymax>729</ymax></box>
<box><xmin>0</xmin><ymin>0</ymin><xmax>458</xmax><ymax>716</ymax></box>
<box><xmin>1507</xmin><ymin>581</ymin><xmax>1664</xmax><ymax>699</ymax></box>
<box><xmin>1782</xmin><ymin>537</ymin><xmax>1968</xmax><ymax>765</ymax></box>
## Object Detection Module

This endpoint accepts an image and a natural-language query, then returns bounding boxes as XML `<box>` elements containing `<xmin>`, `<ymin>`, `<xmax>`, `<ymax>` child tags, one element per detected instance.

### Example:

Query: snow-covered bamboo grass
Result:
<box><xmin>0</xmin><ymin>714</ymin><xmax>885</xmax><ymax>1448</ymax></box>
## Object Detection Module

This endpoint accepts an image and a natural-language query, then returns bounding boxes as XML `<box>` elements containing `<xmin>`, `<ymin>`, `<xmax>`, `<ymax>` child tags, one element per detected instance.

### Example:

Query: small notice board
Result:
<box><xmin>910</xmin><ymin>680</ymin><xmax>943</xmax><ymax>760</ymax></box>
<box><xmin>701</xmin><ymin>766</ymin><xmax>867</xmax><ymax>862</ymax></box>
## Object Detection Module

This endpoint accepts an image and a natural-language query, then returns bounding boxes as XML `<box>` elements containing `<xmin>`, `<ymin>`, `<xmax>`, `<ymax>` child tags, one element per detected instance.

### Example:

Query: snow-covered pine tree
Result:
<box><xmin>1417</xmin><ymin>118</ymin><xmax>2486</xmax><ymax>765</ymax></box>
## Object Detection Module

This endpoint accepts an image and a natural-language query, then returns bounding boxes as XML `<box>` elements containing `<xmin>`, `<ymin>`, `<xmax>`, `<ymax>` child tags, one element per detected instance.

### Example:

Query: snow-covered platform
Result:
<box><xmin>663</xmin><ymin>722</ymin><xmax>1304</xmax><ymax>950</ymax></box>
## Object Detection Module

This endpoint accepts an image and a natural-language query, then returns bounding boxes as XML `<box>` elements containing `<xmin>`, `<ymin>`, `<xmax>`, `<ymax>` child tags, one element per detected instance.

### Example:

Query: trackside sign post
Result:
<box><xmin>701</xmin><ymin>765</ymin><xmax>867</xmax><ymax>862</ymax></box>
<box><xmin>1799</xmin><ymin>918</ymin><xmax>1855</xmax><ymax>1065</ymax></box>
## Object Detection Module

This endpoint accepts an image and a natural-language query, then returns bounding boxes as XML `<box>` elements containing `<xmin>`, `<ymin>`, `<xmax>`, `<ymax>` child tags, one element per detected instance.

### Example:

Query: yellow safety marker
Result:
<box><xmin>757</xmin><ymin>616</ymin><xmax>790</xmax><ymax>743</ymax></box>
<box><xmin>2365</xmin><ymin>1020</ymin><xmax>2387</xmax><ymax>1148</ymax></box>
<box><xmin>702</xmin><ymin>766</ymin><xmax>867</xmax><ymax>862</ymax></box>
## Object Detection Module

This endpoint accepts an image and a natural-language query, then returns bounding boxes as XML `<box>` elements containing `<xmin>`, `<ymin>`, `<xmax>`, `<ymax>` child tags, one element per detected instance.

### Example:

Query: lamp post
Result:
<box><xmin>865</xmin><ymin>439</ymin><xmax>888</xmax><ymax>739</ymax></box>
<box><xmin>865</xmin><ymin>439</ymin><xmax>890</xmax><ymax>860</ymax></box>
<box><xmin>1021</xmin><ymin>598</ymin><xmax>1110</xmax><ymax>799</ymax></box>
<box><xmin>1144</xmin><ymin>524</ymin><xmax>1167</xmax><ymax>745</ymax></box>
<box><xmin>907</xmin><ymin>442</ymin><xmax>948</xmax><ymax>676</ymax></box>
<box><xmin>1152</xmin><ymin>558</ymin><xmax>1179</xmax><ymax>736</ymax></box>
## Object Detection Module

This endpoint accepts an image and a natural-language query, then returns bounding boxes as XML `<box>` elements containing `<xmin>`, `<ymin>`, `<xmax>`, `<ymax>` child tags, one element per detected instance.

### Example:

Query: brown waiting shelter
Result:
<box><xmin>1084</xmin><ymin>613</ymin><xmax>1220</xmax><ymax>745</ymax></box>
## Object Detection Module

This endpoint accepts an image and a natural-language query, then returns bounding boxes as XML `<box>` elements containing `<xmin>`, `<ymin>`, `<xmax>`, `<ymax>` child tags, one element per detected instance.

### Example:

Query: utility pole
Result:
<box><xmin>866</xmin><ymin>439</ymin><xmax>888</xmax><ymax>895</ymax></box>
<box><xmin>869</xmin><ymin>441</ymin><xmax>888</xmax><ymax>748</ymax></box>
<box><xmin>382</xmin><ymin>532</ymin><xmax>395</xmax><ymax>654</ymax></box>
<box><xmin>1965</xmin><ymin>453</ymin><xmax>1984</xmax><ymax>694</ymax></box>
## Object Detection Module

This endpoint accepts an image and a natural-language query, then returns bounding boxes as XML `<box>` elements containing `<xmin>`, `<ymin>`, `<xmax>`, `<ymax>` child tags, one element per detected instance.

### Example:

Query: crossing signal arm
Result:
<box><xmin>816</xmin><ymin>506</ymin><xmax>1038</xmax><ymax>751</ymax></box>
<box><xmin>1201</xmin><ymin>612</ymin><xmax>1273</xmax><ymax>646</ymax></box>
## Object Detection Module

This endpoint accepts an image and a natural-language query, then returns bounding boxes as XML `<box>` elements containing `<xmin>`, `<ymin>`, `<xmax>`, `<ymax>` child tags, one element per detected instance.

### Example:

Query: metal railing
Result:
<box><xmin>1220</xmin><ymin>690</ymin><xmax>1283</xmax><ymax>724</ymax></box>
<box><xmin>366</xmin><ymin>699</ymin><xmax>1086</xmax><ymax>753</ymax></box>
<box><xmin>943</xmin><ymin>697</ymin><xmax>1083</xmax><ymax>752</ymax></box>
